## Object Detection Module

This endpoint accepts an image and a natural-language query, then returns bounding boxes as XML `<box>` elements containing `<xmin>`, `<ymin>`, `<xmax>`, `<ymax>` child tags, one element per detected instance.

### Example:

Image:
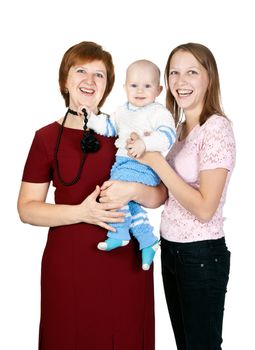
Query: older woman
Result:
<box><xmin>18</xmin><ymin>41</ymin><xmax>166</xmax><ymax>350</ymax></box>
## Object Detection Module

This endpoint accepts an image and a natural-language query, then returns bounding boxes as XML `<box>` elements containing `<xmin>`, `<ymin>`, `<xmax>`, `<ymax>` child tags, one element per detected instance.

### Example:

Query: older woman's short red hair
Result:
<box><xmin>59</xmin><ymin>41</ymin><xmax>115</xmax><ymax>108</ymax></box>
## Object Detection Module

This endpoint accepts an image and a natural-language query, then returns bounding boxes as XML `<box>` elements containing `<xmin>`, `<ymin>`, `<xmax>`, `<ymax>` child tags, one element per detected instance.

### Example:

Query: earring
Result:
<box><xmin>179</xmin><ymin>107</ymin><xmax>184</xmax><ymax>123</ymax></box>
<box><xmin>173</xmin><ymin>99</ymin><xmax>177</xmax><ymax>116</ymax></box>
<box><xmin>64</xmin><ymin>88</ymin><xmax>69</xmax><ymax>94</ymax></box>
<box><xmin>175</xmin><ymin>102</ymin><xmax>184</xmax><ymax>129</ymax></box>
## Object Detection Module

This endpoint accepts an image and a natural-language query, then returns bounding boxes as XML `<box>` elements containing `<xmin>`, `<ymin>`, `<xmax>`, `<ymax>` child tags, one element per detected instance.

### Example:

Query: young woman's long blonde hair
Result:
<box><xmin>164</xmin><ymin>43</ymin><xmax>226</xmax><ymax>127</ymax></box>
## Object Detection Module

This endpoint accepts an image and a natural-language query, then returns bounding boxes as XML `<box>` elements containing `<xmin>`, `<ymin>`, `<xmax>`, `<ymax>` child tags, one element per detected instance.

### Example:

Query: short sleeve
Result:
<box><xmin>198</xmin><ymin>116</ymin><xmax>236</xmax><ymax>172</ymax></box>
<box><xmin>22</xmin><ymin>131</ymin><xmax>52</xmax><ymax>183</ymax></box>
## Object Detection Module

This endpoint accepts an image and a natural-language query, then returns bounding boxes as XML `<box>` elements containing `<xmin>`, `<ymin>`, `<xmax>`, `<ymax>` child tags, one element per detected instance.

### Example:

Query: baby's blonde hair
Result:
<box><xmin>126</xmin><ymin>59</ymin><xmax>161</xmax><ymax>83</ymax></box>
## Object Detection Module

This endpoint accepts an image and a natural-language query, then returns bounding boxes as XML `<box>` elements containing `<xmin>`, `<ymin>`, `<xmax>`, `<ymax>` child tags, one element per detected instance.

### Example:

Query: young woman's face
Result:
<box><xmin>66</xmin><ymin>60</ymin><xmax>107</xmax><ymax>113</ymax></box>
<box><xmin>168</xmin><ymin>50</ymin><xmax>209</xmax><ymax>117</ymax></box>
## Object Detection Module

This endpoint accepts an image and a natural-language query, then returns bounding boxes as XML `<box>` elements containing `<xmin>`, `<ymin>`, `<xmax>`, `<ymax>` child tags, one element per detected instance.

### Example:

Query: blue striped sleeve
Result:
<box><xmin>105</xmin><ymin>118</ymin><xmax>117</xmax><ymax>137</ymax></box>
<box><xmin>156</xmin><ymin>126</ymin><xmax>176</xmax><ymax>146</ymax></box>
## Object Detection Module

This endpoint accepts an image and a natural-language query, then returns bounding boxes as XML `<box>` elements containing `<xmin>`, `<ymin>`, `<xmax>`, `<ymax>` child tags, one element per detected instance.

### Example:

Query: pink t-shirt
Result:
<box><xmin>160</xmin><ymin>115</ymin><xmax>236</xmax><ymax>243</ymax></box>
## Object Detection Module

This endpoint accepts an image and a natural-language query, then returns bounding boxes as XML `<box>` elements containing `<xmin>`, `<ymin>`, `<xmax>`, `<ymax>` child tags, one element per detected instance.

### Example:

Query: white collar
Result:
<box><xmin>126</xmin><ymin>102</ymin><xmax>140</xmax><ymax>111</ymax></box>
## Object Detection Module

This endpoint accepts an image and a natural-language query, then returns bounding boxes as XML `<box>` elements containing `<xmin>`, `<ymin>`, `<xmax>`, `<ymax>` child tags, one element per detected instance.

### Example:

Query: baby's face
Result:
<box><xmin>124</xmin><ymin>63</ymin><xmax>162</xmax><ymax>107</ymax></box>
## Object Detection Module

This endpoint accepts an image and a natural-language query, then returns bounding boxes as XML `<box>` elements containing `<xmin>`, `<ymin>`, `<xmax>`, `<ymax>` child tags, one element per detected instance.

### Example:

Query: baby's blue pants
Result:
<box><xmin>107</xmin><ymin>156</ymin><xmax>160</xmax><ymax>250</ymax></box>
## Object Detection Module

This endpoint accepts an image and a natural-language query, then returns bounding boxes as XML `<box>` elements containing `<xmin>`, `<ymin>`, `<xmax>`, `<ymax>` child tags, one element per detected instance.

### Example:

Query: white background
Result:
<box><xmin>0</xmin><ymin>0</ymin><xmax>254</xmax><ymax>349</ymax></box>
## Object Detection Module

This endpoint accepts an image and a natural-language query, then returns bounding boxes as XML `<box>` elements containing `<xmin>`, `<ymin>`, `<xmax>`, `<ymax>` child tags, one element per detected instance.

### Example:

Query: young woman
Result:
<box><xmin>128</xmin><ymin>43</ymin><xmax>236</xmax><ymax>350</ymax></box>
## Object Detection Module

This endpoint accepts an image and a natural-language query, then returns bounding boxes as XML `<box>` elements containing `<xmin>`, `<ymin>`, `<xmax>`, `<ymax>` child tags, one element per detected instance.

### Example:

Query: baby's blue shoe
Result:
<box><xmin>142</xmin><ymin>240</ymin><xmax>159</xmax><ymax>270</ymax></box>
<box><xmin>97</xmin><ymin>237</ymin><xmax>129</xmax><ymax>251</ymax></box>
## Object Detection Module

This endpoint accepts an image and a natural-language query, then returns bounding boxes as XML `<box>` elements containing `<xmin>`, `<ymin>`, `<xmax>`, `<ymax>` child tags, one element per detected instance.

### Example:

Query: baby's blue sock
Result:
<box><xmin>142</xmin><ymin>240</ymin><xmax>159</xmax><ymax>270</ymax></box>
<box><xmin>97</xmin><ymin>237</ymin><xmax>129</xmax><ymax>251</ymax></box>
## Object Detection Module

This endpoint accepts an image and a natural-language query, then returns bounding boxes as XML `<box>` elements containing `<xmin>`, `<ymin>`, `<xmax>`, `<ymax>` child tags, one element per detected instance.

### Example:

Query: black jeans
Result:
<box><xmin>161</xmin><ymin>237</ymin><xmax>230</xmax><ymax>350</ymax></box>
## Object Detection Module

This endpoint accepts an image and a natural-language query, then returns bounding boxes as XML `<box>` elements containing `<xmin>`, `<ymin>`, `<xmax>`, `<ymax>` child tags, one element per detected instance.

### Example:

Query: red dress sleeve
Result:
<box><xmin>22</xmin><ymin>130</ymin><xmax>52</xmax><ymax>183</ymax></box>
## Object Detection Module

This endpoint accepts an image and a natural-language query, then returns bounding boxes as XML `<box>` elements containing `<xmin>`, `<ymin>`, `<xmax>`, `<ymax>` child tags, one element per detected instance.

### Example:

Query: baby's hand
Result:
<box><xmin>127</xmin><ymin>139</ymin><xmax>146</xmax><ymax>158</ymax></box>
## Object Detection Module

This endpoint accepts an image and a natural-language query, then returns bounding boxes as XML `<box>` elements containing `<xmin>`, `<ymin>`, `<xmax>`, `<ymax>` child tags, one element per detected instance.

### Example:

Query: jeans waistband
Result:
<box><xmin>161</xmin><ymin>237</ymin><xmax>226</xmax><ymax>251</ymax></box>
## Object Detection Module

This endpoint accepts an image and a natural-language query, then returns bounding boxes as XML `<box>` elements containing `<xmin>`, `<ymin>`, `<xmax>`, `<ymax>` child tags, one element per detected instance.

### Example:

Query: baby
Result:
<box><xmin>87</xmin><ymin>59</ymin><xmax>176</xmax><ymax>270</ymax></box>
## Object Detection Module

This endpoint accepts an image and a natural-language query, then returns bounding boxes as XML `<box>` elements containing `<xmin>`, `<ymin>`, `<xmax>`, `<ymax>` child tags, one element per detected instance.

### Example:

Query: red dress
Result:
<box><xmin>22</xmin><ymin>122</ymin><xmax>155</xmax><ymax>350</ymax></box>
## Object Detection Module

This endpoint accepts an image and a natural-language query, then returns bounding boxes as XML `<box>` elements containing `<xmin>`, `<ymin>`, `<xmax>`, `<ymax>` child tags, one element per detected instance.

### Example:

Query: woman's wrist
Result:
<box><xmin>139</xmin><ymin>151</ymin><xmax>164</xmax><ymax>170</ymax></box>
<box><xmin>70</xmin><ymin>204</ymin><xmax>83</xmax><ymax>224</ymax></box>
<box><xmin>150</xmin><ymin>152</ymin><xmax>165</xmax><ymax>170</ymax></box>
<box><xmin>130</xmin><ymin>182</ymin><xmax>141</xmax><ymax>202</ymax></box>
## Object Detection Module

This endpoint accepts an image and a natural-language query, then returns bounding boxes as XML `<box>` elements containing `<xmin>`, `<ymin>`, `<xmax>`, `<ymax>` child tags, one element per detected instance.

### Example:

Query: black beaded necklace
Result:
<box><xmin>54</xmin><ymin>108</ymin><xmax>100</xmax><ymax>186</ymax></box>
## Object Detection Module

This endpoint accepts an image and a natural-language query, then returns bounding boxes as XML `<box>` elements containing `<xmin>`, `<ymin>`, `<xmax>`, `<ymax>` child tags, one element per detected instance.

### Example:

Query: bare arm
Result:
<box><xmin>17</xmin><ymin>182</ymin><xmax>124</xmax><ymax>231</ymax></box>
<box><xmin>99</xmin><ymin>180</ymin><xmax>168</xmax><ymax>208</ymax></box>
<box><xmin>133</xmin><ymin>181</ymin><xmax>168</xmax><ymax>208</ymax></box>
<box><xmin>137</xmin><ymin>152</ymin><xmax>228</xmax><ymax>222</ymax></box>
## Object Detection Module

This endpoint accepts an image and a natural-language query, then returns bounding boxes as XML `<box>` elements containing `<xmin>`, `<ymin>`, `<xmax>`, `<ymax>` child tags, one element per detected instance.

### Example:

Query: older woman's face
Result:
<box><xmin>66</xmin><ymin>60</ymin><xmax>107</xmax><ymax>113</ymax></box>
